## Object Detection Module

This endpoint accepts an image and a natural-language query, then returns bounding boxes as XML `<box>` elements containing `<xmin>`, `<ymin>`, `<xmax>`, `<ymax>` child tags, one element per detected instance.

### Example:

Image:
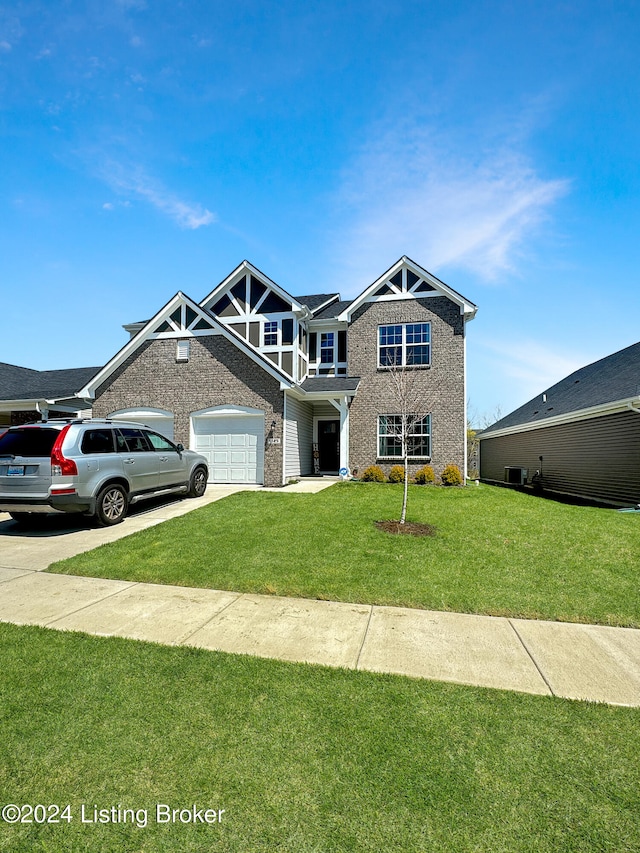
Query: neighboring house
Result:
<box><xmin>478</xmin><ymin>341</ymin><xmax>640</xmax><ymax>506</ymax></box>
<box><xmin>78</xmin><ymin>257</ymin><xmax>477</xmax><ymax>487</ymax></box>
<box><xmin>0</xmin><ymin>363</ymin><xmax>98</xmax><ymax>427</ymax></box>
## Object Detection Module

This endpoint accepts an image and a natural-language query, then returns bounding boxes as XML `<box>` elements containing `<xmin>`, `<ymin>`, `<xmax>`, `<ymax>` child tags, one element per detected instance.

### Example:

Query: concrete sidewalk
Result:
<box><xmin>0</xmin><ymin>475</ymin><xmax>638</xmax><ymax>708</ymax></box>
<box><xmin>0</xmin><ymin>566</ymin><xmax>638</xmax><ymax>707</ymax></box>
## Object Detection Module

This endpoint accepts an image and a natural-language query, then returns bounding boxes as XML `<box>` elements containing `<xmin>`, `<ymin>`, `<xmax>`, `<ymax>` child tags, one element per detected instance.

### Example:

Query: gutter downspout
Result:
<box><xmin>627</xmin><ymin>401</ymin><xmax>640</xmax><ymax>415</ymax></box>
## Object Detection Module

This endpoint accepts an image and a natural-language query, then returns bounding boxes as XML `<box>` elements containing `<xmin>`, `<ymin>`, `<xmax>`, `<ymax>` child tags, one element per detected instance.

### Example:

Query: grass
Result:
<box><xmin>50</xmin><ymin>482</ymin><xmax>640</xmax><ymax>627</ymax></box>
<box><xmin>0</xmin><ymin>622</ymin><xmax>638</xmax><ymax>853</ymax></box>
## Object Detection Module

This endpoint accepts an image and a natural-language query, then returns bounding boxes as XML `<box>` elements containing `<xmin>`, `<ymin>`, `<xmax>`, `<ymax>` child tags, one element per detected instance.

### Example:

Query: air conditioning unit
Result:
<box><xmin>504</xmin><ymin>466</ymin><xmax>528</xmax><ymax>485</ymax></box>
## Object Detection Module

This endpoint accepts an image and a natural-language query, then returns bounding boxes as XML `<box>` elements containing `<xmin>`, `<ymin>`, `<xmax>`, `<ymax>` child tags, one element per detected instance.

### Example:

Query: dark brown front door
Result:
<box><xmin>318</xmin><ymin>420</ymin><xmax>340</xmax><ymax>472</ymax></box>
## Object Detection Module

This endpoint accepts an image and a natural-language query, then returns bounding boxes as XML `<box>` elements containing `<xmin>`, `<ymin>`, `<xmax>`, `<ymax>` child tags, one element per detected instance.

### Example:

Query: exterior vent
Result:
<box><xmin>504</xmin><ymin>466</ymin><xmax>528</xmax><ymax>485</ymax></box>
<box><xmin>176</xmin><ymin>340</ymin><xmax>190</xmax><ymax>362</ymax></box>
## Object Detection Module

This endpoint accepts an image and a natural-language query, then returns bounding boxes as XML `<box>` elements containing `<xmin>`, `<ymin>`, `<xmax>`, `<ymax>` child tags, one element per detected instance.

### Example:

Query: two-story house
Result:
<box><xmin>79</xmin><ymin>257</ymin><xmax>477</xmax><ymax>486</ymax></box>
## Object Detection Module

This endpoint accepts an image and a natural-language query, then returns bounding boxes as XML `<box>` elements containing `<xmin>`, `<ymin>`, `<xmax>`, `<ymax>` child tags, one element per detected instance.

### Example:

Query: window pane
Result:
<box><xmin>406</xmin><ymin>323</ymin><xmax>430</xmax><ymax>343</ymax></box>
<box><xmin>380</xmin><ymin>346</ymin><xmax>403</xmax><ymax>366</ymax></box>
<box><xmin>407</xmin><ymin>344</ymin><xmax>430</xmax><ymax>365</ymax></box>
<box><xmin>116</xmin><ymin>428</ymin><xmax>152</xmax><ymax>453</ymax></box>
<box><xmin>0</xmin><ymin>428</ymin><xmax>60</xmax><ymax>457</ymax></box>
<box><xmin>379</xmin><ymin>325</ymin><xmax>402</xmax><ymax>346</ymax></box>
<box><xmin>81</xmin><ymin>429</ymin><xmax>114</xmax><ymax>454</ymax></box>
<box><xmin>264</xmin><ymin>321</ymin><xmax>278</xmax><ymax>346</ymax></box>
<box><xmin>147</xmin><ymin>431</ymin><xmax>176</xmax><ymax>451</ymax></box>
<box><xmin>320</xmin><ymin>332</ymin><xmax>334</xmax><ymax>363</ymax></box>
<box><xmin>379</xmin><ymin>435</ymin><xmax>403</xmax><ymax>456</ymax></box>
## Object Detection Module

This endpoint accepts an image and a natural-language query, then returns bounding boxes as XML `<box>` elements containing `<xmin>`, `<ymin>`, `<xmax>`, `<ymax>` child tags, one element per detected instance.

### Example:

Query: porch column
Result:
<box><xmin>329</xmin><ymin>396</ymin><xmax>350</xmax><ymax>473</ymax></box>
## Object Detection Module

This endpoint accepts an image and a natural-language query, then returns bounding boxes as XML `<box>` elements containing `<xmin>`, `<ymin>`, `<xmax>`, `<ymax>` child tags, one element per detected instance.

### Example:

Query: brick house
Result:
<box><xmin>79</xmin><ymin>257</ymin><xmax>477</xmax><ymax>486</ymax></box>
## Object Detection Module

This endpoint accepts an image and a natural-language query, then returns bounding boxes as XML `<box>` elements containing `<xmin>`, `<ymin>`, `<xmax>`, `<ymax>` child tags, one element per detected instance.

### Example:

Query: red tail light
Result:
<box><xmin>50</xmin><ymin>424</ymin><xmax>78</xmax><ymax>476</ymax></box>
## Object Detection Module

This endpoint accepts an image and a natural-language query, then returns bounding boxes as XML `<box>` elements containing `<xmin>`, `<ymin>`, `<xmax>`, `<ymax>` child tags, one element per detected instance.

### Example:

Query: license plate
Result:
<box><xmin>7</xmin><ymin>465</ymin><xmax>25</xmax><ymax>477</ymax></box>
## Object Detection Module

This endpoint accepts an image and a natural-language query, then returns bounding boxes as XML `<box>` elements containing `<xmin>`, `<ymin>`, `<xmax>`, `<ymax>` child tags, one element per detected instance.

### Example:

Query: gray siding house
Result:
<box><xmin>79</xmin><ymin>257</ymin><xmax>477</xmax><ymax>487</ymax></box>
<box><xmin>478</xmin><ymin>341</ymin><xmax>640</xmax><ymax>506</ymax></box>
<box><xmin>0</xmin><ymin>363</ymin><xmax>98</xmax><ymax>427</ymax></box>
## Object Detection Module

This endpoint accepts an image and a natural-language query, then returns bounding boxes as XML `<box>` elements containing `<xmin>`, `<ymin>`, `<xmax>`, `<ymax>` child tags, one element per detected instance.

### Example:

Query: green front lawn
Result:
<box><xmin>50</xmin><ymin>482</ymin><xmax>640</xmax><ymax>626</ymax></box>
<box><xmin>1</xmin><ymin>623</ymin><xmax>638</xmax><ymax>853</ymax></box>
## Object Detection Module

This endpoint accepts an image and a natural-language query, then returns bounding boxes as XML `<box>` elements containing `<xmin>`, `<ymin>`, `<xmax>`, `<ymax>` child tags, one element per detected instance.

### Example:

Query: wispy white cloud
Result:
<box><xmin>335</xmin><ymin>122</ymin><xmax>568</xmax><ymax>287</ymax></box>
<box><xmin>99</xmin><ymin>161</ymin><xmax>216</xmax><ymax>229</ymax></box>
<box><xmin>478</xmin><ymin>336</ymin><xmax>587</xmax><ymax>402</ymax></box>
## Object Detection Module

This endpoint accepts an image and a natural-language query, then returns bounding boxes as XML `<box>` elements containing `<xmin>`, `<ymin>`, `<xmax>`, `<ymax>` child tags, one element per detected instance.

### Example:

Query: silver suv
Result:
<box><xmin>0</xmin><ymin>419</ymin><xmax>209</xmax><ymax>526</ymax></box>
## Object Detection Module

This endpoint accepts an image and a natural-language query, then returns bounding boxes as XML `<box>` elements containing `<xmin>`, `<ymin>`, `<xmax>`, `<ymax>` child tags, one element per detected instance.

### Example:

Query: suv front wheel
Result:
<box><xmin>95</xmin><ymin>483</ymin><xmax>129</xmax><ymax>526</ymax></box>
<box><xmin>187</xmin><ymin>466</ymin><xmax>208</xmax><ymax>498</ymax></box>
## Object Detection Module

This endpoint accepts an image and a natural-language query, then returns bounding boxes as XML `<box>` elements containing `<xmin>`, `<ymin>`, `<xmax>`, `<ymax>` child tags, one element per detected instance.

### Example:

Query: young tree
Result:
<box><xmin>384</xmin><ymin>360</ymin><xmax>434</xmax><ymax>524</ymax></box>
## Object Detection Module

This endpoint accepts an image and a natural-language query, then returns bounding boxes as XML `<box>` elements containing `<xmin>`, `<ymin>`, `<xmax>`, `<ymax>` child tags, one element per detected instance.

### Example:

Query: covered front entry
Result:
<box><xmin>317</xmin><ymin>419</ymin><xmax>340</xmax><ymax>472</ymax></box>
<box><xmin>191</xmin><ymin>406</ymin><xmax>264</xmax><ymax>484</ymax></box>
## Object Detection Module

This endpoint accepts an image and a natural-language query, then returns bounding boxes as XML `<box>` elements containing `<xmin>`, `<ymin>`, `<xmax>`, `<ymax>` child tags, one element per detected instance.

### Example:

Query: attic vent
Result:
<box><xmin>176</xmin><ymin>340</ymin><xmax>190</xmax><ymax>363</ymax></box>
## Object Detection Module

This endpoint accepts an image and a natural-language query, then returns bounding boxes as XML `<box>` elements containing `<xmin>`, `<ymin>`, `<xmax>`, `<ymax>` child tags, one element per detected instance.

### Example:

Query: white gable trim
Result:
<box><xmin>200</xmin><ymin>259</ymin><xmax>307</xmax><ymax>316</ymax></box>
<box><xmin>77</xmin><ymin>291</ymin><xmax>293</xmax><ymax>399</ymax></box>
<box><xmin>339</xmin><ymin>256</ymin><xmax>477</xmax><ymax>322</ymax></box>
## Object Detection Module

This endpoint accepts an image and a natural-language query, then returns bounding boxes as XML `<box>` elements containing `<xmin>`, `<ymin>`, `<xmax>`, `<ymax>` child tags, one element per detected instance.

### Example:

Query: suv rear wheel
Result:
<box><xmin>95</xmin><ymin>484</ymin><xmax>129</xmax><ymax>526</ymax></box>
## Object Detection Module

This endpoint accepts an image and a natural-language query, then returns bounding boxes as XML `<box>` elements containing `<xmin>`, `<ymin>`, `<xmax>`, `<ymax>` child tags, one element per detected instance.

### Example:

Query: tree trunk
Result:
<box><xmin>400</xmin><ymin>452</ymin><xmax>409</xmax><ymax>524</ymax></box>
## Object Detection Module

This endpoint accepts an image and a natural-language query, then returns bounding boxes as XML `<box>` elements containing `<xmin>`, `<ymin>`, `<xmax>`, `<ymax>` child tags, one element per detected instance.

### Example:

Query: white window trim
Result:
<box><xmin>377</xmin><ymin>413</ymin><xmax>432</xmax><ymax>460</ymax></box>
<box><xmin>263</xmin><ymin>320</ymin><xmax>279</xmax><ymax>347</ymax></box>
<box><xmin>377</xmin><ymin>323</ymin><xmax>431</xmax><ymax>368</ymax></box>
<box><xmin>320</xmin><ymin>331</ymin><xmax>335</xmax><ymax>365</ymax></box>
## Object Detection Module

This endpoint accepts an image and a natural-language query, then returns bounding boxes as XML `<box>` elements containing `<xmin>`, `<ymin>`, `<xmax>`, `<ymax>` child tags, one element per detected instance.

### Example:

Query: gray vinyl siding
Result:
<box><xmin>284</xmin><ymin>394</ymin><xmax>313</xmax><ymax>477</ymax></box>
<box><xmin>479</xmin><ymin>410</ymin><xmax>640</xmax><ymax>505</ymax></box>
<box><xmin>314</xmin><ymin>402</ymin><xmax>339</xmax><ymax>420</ymax></box>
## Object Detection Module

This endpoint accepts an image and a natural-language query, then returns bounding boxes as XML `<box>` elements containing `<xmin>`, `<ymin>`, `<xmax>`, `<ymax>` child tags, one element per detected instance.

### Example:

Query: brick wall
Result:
<box><xmin>347</xmin><ymin>297</ymin><xmax>466</xmax><ymax>479</ymax></box>
<box><xmin>93</xmin><ymin>335</ymin><xmax>285</xmax><ymax>486</ymax></box>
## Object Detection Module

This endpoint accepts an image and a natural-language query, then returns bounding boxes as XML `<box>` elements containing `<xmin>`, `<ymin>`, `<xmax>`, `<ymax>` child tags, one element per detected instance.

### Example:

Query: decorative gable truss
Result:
<box><xmin>200</xmin><ymin>260</ymin><xmax>310</xmax><ymax>382</ymax></box>
<box><xmin>77</xmin><ymin>290</ymin><xmax>293</xmax><ymax>400</ymax></box>
<box><xmin>338</xmin><ymin>256</ymin><xmax>478</xmax><ymax>322</ymax></box>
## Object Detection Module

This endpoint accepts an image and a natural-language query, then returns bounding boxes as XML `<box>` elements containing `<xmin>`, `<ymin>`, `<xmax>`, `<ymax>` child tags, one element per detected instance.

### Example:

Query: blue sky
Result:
<box><xmin>2</xmin><ymin>0</ymin><xmax>640</xmax><ymax>423</ymax></box>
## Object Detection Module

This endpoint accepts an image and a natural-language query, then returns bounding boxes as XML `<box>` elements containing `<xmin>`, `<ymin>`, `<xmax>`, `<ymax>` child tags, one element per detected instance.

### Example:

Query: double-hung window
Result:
<box><xmin>378</xmin><ymin>414</ymin><xmax>431</xmax><ymax>458</ymax></box>
<box><xmin>378</xmin><ymin>323</ymin><xmax>430</xmax><ymax>367</ymax></box>
<box><xmin>264</xmin><ymin>321</ymin><xmax>278</xmax><ymax>347</ymax></box>
<box><xmin>320</xmin><ymin>332</ymin><xmax>335</xmax><ymax>364</ymax></box>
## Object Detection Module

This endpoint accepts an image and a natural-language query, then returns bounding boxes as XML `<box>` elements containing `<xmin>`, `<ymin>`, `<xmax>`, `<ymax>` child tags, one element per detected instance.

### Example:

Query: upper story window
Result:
<box><xmin>320</xmin><ymin>332</ymin><xmax>335</xmax><ymax>364</ymax></box>
<box><xmin>264</xmin><ymin>321</ymin><xmax>278</xmax><ymax>346</ymax></box>
<box><xmin>378</xmin><ymin>323</ymin><xmax>430</xmax><ymax>368</ymax></box>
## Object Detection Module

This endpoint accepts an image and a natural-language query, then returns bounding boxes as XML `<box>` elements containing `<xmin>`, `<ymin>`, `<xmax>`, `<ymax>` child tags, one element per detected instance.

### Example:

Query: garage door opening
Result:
<box><xmin>190</xmin><ymin>406</ymin><xmax>265</xmax><ymax>484</ymax></box>
<box><xmin>107</xmin><ymin>408</ymin><xmax>175</xmax><ymax>441</ymax></box>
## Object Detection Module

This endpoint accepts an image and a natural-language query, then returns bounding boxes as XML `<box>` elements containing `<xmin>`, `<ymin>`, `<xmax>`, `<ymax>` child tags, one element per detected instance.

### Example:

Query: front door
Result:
<box><xmin>317</xmin><ymin>420</ymin><xmax>340</xmax><ymax>472</ymax></box>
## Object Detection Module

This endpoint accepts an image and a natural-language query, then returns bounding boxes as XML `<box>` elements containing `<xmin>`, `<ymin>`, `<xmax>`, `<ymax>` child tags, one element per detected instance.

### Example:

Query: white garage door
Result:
<box><xmin>108</xmin><ymin>408</ymin><xmax>174</xmax><ymax>441</ymax></box>
<box><xmin>192</xmin><ymin>413</ymin><xmax>264</xmax><ymax>484</ymax></box>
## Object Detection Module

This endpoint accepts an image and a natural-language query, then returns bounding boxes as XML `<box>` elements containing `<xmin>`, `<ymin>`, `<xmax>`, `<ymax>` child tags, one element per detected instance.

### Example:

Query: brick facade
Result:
<box><xmin>347</xmin><ymin>297</ymin><xmax>466</xmax><ymax>478</ymax></box>
<box><xmin>93</xmin><ymin>334</ymin><xmax>285</xmax><ymax>487</ymax></box>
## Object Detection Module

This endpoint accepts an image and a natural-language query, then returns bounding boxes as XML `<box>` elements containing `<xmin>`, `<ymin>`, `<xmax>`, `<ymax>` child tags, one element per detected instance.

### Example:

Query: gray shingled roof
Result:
<box><xmin>300</xmin><ymin>376</ymin><xmax>360</xmax><ymax>393</ymax></box>
<box><xmin>294</xmin><ymin>294</ymin><xmax>340</xmax><ymax>313</ymax></box>
<box><xmin>482</xmin><ymin>340</ymin><xmax>640</xmax><ymax>434</ymax></box>
<box><xmin>0</xmin><ymin>363</ymin><xmax>101</xmax><ymax>402</ymax></box>
<box><xmin>311</xmin><ymin>300</ymin><xmax>353</xmax><ymax>320</ymax></box>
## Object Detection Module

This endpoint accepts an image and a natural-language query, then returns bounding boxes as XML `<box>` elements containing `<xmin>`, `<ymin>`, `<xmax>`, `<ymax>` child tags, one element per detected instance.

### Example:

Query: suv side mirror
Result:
<box><xmin>176</xmin><ymin>443</ymin><xmax>184</xmax><ymax>453</ymax></box>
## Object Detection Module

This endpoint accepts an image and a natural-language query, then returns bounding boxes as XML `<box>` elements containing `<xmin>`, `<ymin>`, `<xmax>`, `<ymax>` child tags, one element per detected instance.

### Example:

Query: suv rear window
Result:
<box><xmin>0</xmin><ymin>427</ymin><xmax>61</xmax><ymax>457</ymax></box>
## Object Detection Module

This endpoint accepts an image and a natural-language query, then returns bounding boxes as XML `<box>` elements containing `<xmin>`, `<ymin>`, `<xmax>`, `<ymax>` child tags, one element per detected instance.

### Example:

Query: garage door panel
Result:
<box><xmin>191</xmin><ymin>413</ymin><xmax>264</xmax><ymax>484</ymax></box>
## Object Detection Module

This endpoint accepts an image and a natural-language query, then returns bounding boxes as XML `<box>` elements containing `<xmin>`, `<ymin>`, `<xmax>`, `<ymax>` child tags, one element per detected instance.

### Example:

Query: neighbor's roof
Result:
<box><xmin>481</xmin><ymin>340</ymin><xmax>640</xmax><ymax>436</ymax></box>
<box><xmin>0</xmin><ymin>363</ymin><xmax>101</xmax><ymax>403</ymax></box>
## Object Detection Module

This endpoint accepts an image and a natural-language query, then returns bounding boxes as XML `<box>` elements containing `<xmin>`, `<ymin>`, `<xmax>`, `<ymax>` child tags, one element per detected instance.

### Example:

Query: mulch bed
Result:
<box><xmin>375</xmin><ymin>520</ymin><xmax>437</xmax><ymax>537</ymax></box>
